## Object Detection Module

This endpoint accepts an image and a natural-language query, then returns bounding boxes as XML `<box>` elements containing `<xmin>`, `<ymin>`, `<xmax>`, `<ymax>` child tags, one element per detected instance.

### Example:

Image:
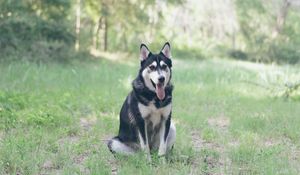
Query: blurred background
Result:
<box><xmin>1</xmin><ymin>0</ymin><xmax>300</xmax><ymax>64</ymax></box>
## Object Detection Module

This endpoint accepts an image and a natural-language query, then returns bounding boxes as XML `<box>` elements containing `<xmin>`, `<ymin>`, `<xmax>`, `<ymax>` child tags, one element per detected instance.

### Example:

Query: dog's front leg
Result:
<box><xmin>158</xmin><ymin>117</ymin><xmax>171</xmax><ymax>156</ymax></box>
<box><xmin>144</xmin><ymin>123</ymin><xmax>151</xmax><ymax>161</ymax></box>
<box><xmin>137</xmin><ymin>122</ymin><xmax>151</xmax><ymax>162</ymax></box>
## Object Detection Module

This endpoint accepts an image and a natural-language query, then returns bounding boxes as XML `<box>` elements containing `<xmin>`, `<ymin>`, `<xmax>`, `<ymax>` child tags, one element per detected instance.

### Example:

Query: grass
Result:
<box><xmin>0</xmin><ymin>57</ymin><xmax>300</xmax><ymax>174</ymax></box>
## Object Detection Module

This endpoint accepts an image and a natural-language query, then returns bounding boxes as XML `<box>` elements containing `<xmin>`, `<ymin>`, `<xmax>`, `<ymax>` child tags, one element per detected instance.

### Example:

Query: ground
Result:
<box><xmin>0</xmin><ymin>58</ymin><xmax>299</xmax><ymax>174</ymax></box>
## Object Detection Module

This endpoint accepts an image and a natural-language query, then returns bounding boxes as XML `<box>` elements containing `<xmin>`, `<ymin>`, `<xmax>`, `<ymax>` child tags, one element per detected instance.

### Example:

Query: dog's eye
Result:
<box><xmin>149</xmin><ymin>65</ymin><xmax>156</xmax><ymax>71</ymax></box>
<box><xmin>161</xmin><ymin>64</ymin><xmax>167</xmax><ymax>70</ymax></box>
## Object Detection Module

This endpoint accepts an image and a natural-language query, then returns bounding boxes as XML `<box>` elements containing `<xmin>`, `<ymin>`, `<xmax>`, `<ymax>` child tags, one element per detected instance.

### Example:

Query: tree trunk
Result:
<box><xmin>272</xmin><ymin>0</ymin><xmax>290</xmax><ymax>38</ymax></box>
<box><xmin>104</xmin><ymin>17</ymin><xmax>108</xmax><ymax>51</ymax></box>
<box><xmin>75</xmin><ymin>0</ymin><xmax>81</xmax><ymax>51</ymax></box>
<box><xmin>92</xmin><ymin>17</ymin><xmax>103</xmax><ymax>50</ymax></box>
<box><xmin>92</xmin><ymin>23</ymin><xmax>98</xmax><ymax>50</ymax></box>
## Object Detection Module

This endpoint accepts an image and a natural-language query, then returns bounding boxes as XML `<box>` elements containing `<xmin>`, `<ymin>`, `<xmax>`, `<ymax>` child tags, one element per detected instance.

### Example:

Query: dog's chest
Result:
<box><xmin>138</xmin><ymin>102</ymin><xmax>171</xmax><ymax>127</ymax></box>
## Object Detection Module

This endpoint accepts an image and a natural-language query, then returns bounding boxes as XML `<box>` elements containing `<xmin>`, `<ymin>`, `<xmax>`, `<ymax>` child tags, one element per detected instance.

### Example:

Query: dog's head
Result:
<box><xmin>139</xmin><ymin>42</ymin><xmax>172</xmax><ymax>101</ymax></box>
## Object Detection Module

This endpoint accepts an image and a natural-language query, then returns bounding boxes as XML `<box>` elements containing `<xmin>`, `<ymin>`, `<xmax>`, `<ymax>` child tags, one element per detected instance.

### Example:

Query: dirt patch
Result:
<box><xmin>108</xmin><ymin>158</ymin><xmax>118</xmax><ymax>175</ymax></box>
<box><xmin>275</xmin><ymin>137</ymin><xmax>300</xmax><ymax>172</ymax></box>
<box><xmin>190</xmin><ymin>130</ymin><xmax>231</xmax><ymax>174</ymax></box>
<box><xmin>58</xmin><ymin>135</ymin><xmax>80</xmax><ymax>145</ymax></box>
<box><xmin>40</xmin><ymin>160</ymin><xmax>62</xmax><ymax>175</ymax></box>
<box><xmin>204</xmin><ymin>154</ymin><xmax>220</xmax><ymax>170</ymax></box>
<box><xmin>290</xmin><ymin>149</ymin><xmax>300</xmax><ymax>161</ymax></box>
<box><xmin>208</xmin><ymin>115</ymin><xmax>230</xmax><ymax>129</ymax></box>
<box><xmin>191</xmin><ymin>131</ymin><xmax>221</xmax><ymax>151</ymax></box>
<box><xmin>190</xmin><ymin>131</ymin><xmax>204</xmax><ymax>150</ymax></box>
<box><xmin>281</xmin><ymin>138</ymin><xmax>300</xmax><ymax>161</ymax></box>
<box><xmin>190</xmin><ymin>131</ymin><xmax>222</xmax><ymax>174</ymax></box>
<box><xmin>42</xmin><ymin>160</ymin><xmax>56</xmax><ymax>170</ymax></box>
<box><xmin>264</xmin><ymin>138</ymin><xmax>280</xmax><ymax>147</ymax></box>
<box><xmin>189</xmin><ymin>157</ymin><xmax>202</xmax><ymax>175</ymax></box>
<box><xmin>80</xmin><ymin>114</ymin><xmax>98</xmax><ymax>131</ymax></box>
<box><xmin>73</xmin><ymin>152</ymin><xmax>89</xmax><ymax>164</ymax></box>
<box><xmin>73</xmin><ymin>151</ymin><xmax>91</xmax><ymax>174</ymax></box>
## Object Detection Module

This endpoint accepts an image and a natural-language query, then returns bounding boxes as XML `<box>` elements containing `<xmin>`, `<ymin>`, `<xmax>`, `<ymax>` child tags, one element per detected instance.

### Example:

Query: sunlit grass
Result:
<box><xmin>0</xmin><ymin>58</ymin><xmax>299</xmax><ymax>174</ymax></box>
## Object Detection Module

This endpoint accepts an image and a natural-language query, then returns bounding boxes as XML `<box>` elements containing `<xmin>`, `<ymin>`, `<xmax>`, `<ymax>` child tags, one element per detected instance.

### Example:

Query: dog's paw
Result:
<box><xmin>144</xmin><ymin>152</ymin><xmax>152</xmax><ymax>163</ymax></box>
<box><xmin>158</xmin><ymin>151</ymin><xmax>166</xmax><ymax>157</ymax></box>
<box><xmin>158</xmin><ymin>143</ymin><xmax>167</xmax><ymax>156</ymax></box>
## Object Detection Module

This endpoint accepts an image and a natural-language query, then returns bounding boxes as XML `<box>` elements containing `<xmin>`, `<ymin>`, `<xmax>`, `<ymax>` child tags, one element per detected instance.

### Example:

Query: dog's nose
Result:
<box><xmin>158</xmin><ymin>76</ymin><xmax>165</xmax><ymax>83</ymax></box>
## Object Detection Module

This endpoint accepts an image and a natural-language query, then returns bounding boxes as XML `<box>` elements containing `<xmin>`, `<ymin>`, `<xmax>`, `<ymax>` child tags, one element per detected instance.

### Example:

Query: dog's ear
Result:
<box><xmin>160</xmin><ymin>42</ymin><xmax>171</xmax><ymax>58</ymax></box>
<box><xmin>140</xmin><ymin>44</ymin><xmax>150</xmax><ymax>61</ymax></box>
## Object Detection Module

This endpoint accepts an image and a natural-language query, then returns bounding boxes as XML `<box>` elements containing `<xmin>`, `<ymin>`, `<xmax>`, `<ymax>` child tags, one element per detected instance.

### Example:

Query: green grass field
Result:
<box><xmin>0</xmin><ymin>58</ymin><xmax>300</xmax><ymax>174</ymax></box>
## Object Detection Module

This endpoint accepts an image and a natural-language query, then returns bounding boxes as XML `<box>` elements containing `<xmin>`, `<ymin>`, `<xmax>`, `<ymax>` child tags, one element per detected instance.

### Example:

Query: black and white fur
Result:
<box><xmin>108</xmin><ymin>42</ymin><xmax>175</xmax><ymax>159</ymax></box>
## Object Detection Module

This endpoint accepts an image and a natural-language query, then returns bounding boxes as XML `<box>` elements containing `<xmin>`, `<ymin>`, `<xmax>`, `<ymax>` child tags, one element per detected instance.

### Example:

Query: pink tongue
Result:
<box><xmin>156</xmin><ymin>84</ymin><xmax>165</xmax><ymax>100</ymax></box>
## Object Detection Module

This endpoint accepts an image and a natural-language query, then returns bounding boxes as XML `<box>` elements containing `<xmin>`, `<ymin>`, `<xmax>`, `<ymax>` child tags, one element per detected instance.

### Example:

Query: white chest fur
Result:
<box><xmin>138</xmin><ymin>102</ymin><xmax>171</xmax><ymax>127</ymax></box>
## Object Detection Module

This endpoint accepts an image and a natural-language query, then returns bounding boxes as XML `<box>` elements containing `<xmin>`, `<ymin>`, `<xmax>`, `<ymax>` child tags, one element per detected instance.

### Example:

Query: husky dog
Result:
<box><xmin>107</xmin><ymin>42</ymin><xmax>175</xmax><ymax>159</ymax></box>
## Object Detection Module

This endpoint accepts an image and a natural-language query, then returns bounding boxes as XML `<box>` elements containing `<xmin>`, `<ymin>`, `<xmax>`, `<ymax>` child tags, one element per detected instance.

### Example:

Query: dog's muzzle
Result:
<box><xmin>151</xmin><ymin>76</ymin><xmax>165</xmax><ymax>100</ymax></box>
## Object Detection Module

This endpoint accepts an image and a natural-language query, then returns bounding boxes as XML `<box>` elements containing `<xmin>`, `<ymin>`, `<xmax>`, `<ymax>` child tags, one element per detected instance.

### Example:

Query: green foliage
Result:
<box><xmin>0</xmin><ymin>0</ymin><xmax>75</xmax><ymax>62</ymax></box>
<box><xmin>235</xmin><ymin>0</ymin><xmax>300</xmax><ymax>64</ymax></box>
<box><xmin>1</xmin><ymin>0</ymin><xmax>300</xmax><ymax>64</ymax></box>
<box><xmin>269</xmin><ymin>41</ymin><xmax>300</xmax><ymax>64</ymax></box>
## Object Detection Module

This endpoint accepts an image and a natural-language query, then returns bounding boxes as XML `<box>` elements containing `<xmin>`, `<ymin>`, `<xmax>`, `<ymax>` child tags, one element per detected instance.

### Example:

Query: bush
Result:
<box><xmin>269</xmin><ymin>42</ymin><xmax>300</xmax><ymax>64</ymax></box>
<box><xmin>228</xmin><ymin>49</ymin><xmax>248</xmax><ymax>61</ymax></box>
<box><xmin>0</xmin><ymin>13</ymin><xmax>75</xmax><ymax>63</ymax></box>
